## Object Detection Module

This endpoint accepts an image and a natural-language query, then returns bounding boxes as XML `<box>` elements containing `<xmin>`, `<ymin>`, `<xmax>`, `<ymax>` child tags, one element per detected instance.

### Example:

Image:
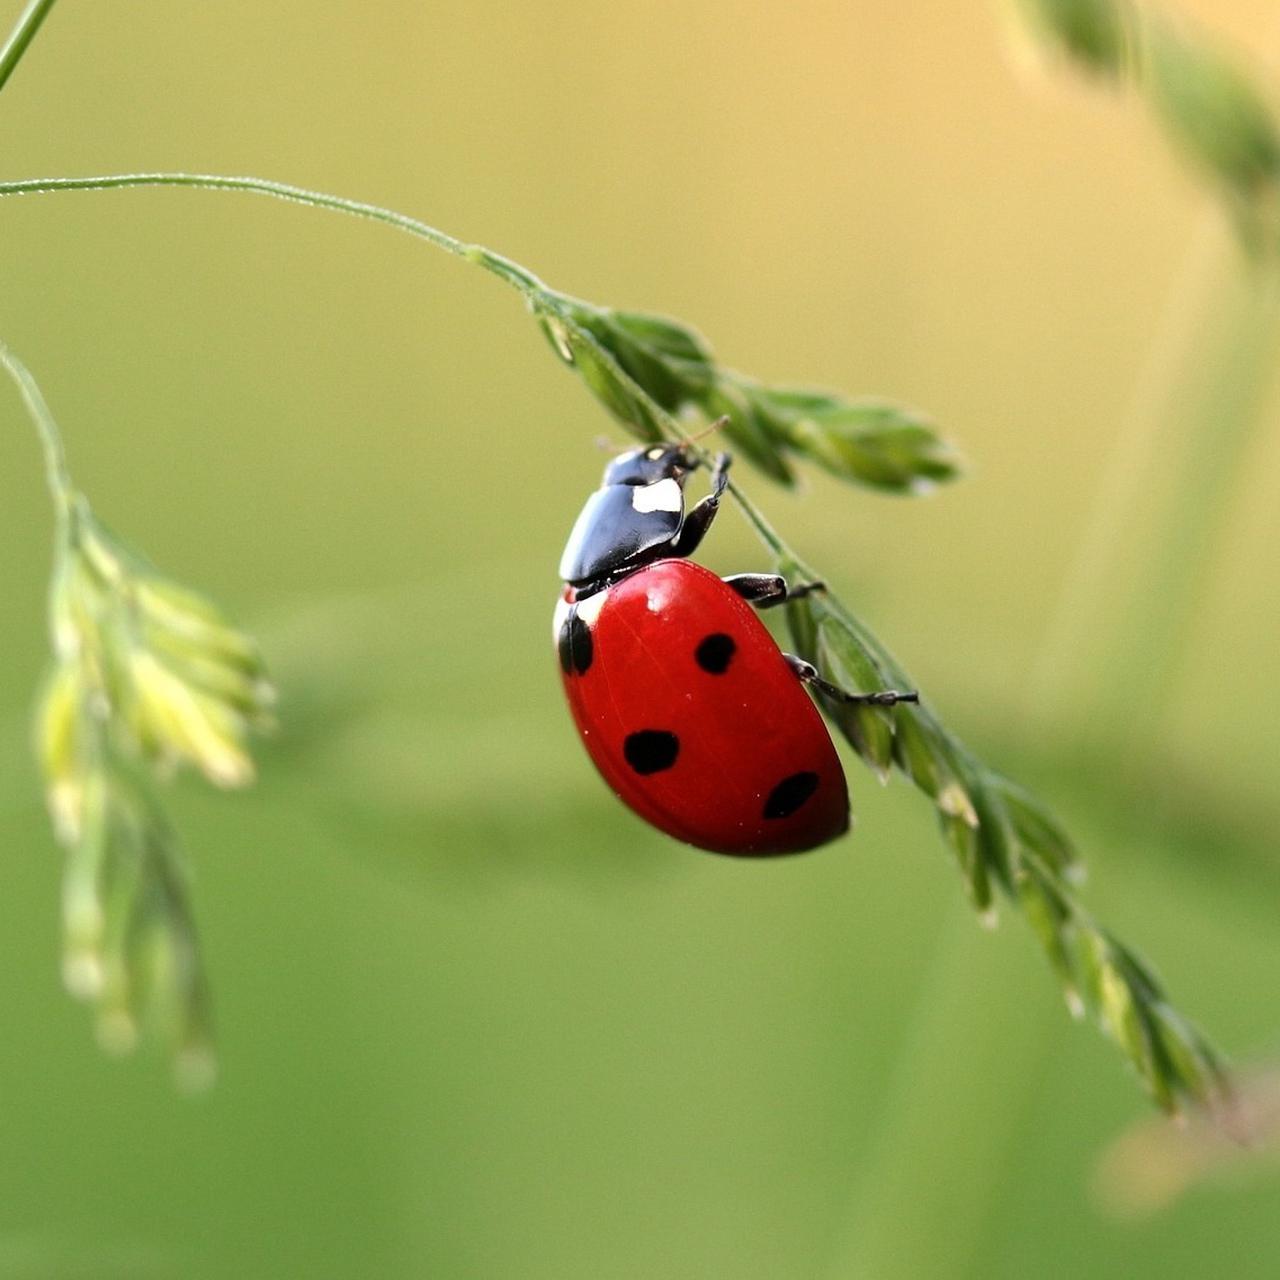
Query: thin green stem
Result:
<box><xmin>0</xmin><ymin>173</ymin><xmax>548</xmax><ymax>294</ymax></box>
<box><xmin>0</xmin><ymin>337</ymin><xmax>74</xmax><ymax>515</ymax></box>
<box><xmin>0</xmin><ymin>0</ymin><xmax>58</xmax><ymax>94</ymax></box>
<box><xmin>723</xmin><ymin>477</ymin><xmax>789</xmax><ymax>560</ymax></box>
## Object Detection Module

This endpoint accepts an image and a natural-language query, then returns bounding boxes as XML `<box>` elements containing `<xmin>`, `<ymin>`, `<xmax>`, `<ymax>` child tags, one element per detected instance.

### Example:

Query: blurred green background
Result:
<box><xmin>1</xmin><ymin>0</ymin><xmax>1278</xmax><ymax>1276</ymax></box>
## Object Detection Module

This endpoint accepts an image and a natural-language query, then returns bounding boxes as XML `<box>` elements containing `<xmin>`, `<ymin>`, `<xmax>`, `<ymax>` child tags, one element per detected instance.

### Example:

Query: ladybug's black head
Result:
<box><xmin>602</xmin><ymin>443</ymin><xmax>695</xmax><ymax>488</ymax></box>
<box><xmin>559</xmin><ymin>442</ymin><xmax>700</xmax><ymax>588</ymax></box>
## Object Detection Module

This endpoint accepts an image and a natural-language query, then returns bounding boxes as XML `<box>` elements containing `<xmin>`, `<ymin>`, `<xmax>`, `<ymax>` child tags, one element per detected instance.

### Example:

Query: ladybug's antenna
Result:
<box><xmin>677</xmin><ymin>415</ymin><xmax>729</xmax><ymax>451</ymax></box>
<box><xmin>596</xmin><ymin>416</ymin><xmax>727</xmax><ymax>462</ymax></box>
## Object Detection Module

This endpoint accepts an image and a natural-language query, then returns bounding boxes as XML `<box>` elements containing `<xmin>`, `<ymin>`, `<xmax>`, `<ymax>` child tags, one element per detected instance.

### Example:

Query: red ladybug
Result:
<box><xmin>555</xmin><ymin>444</ymin><xmax>917</xmax><ymax>855</ymax></box>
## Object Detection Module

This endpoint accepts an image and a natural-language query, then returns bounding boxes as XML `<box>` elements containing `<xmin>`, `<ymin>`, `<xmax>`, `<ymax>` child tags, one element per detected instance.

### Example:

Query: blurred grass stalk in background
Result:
<box><xmin>1017</xmin><ymin>0</ymin><xmax>1280</xmax><ymax>247</ymax></box>
<box><xmin>1097</xmin><ymin>1065</ymin><xmax>1280</xmax><ymax>1217</ymax></box>
<box><xmin>1017</xmin><ymin>0</ymin><xmax>1280</xmax><ymax>759</ymax></box>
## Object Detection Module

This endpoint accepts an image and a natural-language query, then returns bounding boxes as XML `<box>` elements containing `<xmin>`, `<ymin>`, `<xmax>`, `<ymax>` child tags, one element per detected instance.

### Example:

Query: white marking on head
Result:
<box><xmin>631</xmin><ymin>477</ymin><xmax>682</xmax><ymax>514</ymax></box>
<box><xmin>575</xmin><ymin>591</ymin><xmax>607</xmax><ymax>626</ymax></box>
<box><xmin>646</xmin><ymin>447</ymin><xmax>665</xmax><ymax>460</ymax></box>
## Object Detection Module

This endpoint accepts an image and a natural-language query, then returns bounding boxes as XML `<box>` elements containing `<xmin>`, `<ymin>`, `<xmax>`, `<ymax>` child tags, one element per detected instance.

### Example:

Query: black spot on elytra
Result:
<box><xmin>694</xmin><ymin>632</ymin><xmax>736</xmax><ymax>674</ymax></box>
<box><xmin>557</xmin><ymin>606</ymin><xmax>593</xmax><ymax>675</ymax></box>
<box><xmin>623</xmin><ymin>730</ymin><xmax>680</xmax><ymax>775</ymax></box>
<box><xmin>763</xmin><ymin>771</ymin><xmax>819</xmax><ymax>820</ymax></box>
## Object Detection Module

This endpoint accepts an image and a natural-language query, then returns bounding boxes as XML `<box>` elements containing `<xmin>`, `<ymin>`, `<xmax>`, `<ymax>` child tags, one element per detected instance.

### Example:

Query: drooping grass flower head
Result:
<box><xmin>34</xmin><ymin>495</ymin><xmax>272</xmax><ymax>1087</ymax></box>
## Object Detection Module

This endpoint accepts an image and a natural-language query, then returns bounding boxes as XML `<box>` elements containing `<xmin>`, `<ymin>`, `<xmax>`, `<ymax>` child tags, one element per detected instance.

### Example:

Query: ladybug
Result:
<box><xmin>554</xmin><ymin>443</ymin><xmax>918</xmax><ymax>855</ymax></box>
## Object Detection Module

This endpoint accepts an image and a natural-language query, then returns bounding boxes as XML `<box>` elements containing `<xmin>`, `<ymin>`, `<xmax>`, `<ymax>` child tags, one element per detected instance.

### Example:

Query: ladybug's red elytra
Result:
<box><xmin>555</xmin><ymin>444</ymin><xmax>918</xmax><ymax>855</ymax></box>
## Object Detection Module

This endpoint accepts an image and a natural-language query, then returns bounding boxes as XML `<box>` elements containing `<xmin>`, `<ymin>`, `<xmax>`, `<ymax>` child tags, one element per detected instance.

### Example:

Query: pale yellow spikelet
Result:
<box><xmin>35</xmin><ymin>661</ymin><xmax>89</xmax><ymax>843</ymax></box>
<box><xmin>127</xmin><ymin>649</ymin><xmax>255</xmax><ymax>788</ymax></box>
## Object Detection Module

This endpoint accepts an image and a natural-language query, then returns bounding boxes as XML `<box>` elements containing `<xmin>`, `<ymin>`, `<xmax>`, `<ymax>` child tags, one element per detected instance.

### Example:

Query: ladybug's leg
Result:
<box><xmin>784</xmin><ymin>654</ymin><xmax>920</xmax><ymax>706</ymax></box>
<box><xmin>725</xmin><ymin>574</ymin><xmax>827</xmax><ymax>610</ymax></box>
<box><xmin>668</xmin><ymin>451</ymin><xmax>732</xmax><ymax>559</ymax></box>
<box><xmin>725</xmin><ymin>573</ymin><xmax>785</xmax><ymax>606</ymax></box>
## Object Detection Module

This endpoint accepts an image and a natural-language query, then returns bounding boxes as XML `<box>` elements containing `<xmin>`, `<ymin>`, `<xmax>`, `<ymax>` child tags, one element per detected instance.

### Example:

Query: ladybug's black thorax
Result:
<box><xmin>559</xmin><ymin>444</ymin><xmax>693</xmax><ymax>588</ymax></box>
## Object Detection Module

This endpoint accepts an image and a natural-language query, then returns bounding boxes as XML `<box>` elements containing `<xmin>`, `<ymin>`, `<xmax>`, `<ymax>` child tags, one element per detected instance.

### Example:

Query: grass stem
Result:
<box><xmin>0</xmin><ymin>337</ymin><xmax>74</xmax><ymax>515</ymax></box>
<box><xmin>0</xmin><ymin>0</ymin><xmax>58</xmax><ymax>94</ymax></box>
